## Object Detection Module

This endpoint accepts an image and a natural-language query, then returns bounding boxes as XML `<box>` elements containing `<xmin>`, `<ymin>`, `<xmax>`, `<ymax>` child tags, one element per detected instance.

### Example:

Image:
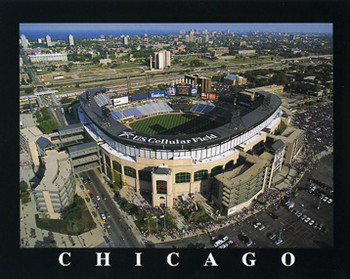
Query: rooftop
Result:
<box><xmin>36</xmin><ymin>150</ymin><xmax>71</xmax><ymax>192</ymax></box>
<box><xmin>67</xmin><ymin>141</ymin><xmax>98</xmax><ymax>154</ymax></box>
<box><xmin>58</xmin><ymin>123</ymin><xmax>83</xmax><ymax>133</ymax></box>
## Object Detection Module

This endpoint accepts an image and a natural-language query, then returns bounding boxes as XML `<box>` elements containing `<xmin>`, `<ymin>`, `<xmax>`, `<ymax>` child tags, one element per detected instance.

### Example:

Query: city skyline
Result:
<box><xmin>20</xmin><ymin>23</ymin><xmax>333</xmax><ymax>38</ymax></box>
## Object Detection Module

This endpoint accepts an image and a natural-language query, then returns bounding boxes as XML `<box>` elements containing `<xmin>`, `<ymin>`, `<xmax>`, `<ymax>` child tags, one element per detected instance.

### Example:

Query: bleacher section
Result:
<box><xmin>94</xmin><ymin>93</ymin><xmax>112</xmax><ymax>107</ymax></box>
<box><xmin>190</xmin><ymin>103</ymin><xmax>215</xmax><ymax>114</ymax></box>
<box><xmin>111</xmin><ymin>101</ymin><xmax>173</xmax><ymax>121</ymax></box>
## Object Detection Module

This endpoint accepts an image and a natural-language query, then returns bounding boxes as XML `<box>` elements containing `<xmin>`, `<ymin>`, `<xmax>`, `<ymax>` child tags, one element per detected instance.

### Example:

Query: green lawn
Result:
<box><xmin>129</xmin><ymin>113</ymin><xmax>222</xmax><ymax>135</ymax></box>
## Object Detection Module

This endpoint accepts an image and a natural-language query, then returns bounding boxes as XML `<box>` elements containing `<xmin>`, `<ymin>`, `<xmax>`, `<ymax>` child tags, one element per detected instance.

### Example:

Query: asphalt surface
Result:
<box><xmin>155</xmin><ymin>154</ymin><xmax>333</xmax><ymax>249</ymax></box>
<box><xmin>83</xmin><ymin>170</ymin><xmax>143</xmax><ymax>248</ymax></box>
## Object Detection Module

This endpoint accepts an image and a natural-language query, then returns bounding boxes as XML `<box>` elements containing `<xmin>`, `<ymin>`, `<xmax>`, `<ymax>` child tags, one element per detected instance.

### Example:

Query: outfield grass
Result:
<box><xmin>129</xmin><ymin>113</ymin><xmax>223</xmax><ymax>135</ymax></box>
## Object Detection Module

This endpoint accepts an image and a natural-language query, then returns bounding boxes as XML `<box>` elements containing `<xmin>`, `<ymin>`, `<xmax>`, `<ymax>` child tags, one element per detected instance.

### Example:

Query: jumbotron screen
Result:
<box><xmin>176</xmin><ymin>85</ymin><xmax>190</xmax><ymax>96</ymax></box>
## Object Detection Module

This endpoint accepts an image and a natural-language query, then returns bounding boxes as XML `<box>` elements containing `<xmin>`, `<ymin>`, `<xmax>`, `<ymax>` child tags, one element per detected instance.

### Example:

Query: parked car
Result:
<box><xmin>96</xmin><ymin>195</ymin><xmax>101</xmax><ymax>201</ymax></box>
<box><xmin>273</xmin><ymin>237</ymin><xmax>283</xmax><ymax>246</ymax></box>
<box><xmin>100</xmin><ymin>213</ymin><xmax>106</xmax><ymax>220</ymax></box>
<box><xmin>245</xmin><ymin>238</ymin><xmax>253</xmax><ymax>247</ymax></box>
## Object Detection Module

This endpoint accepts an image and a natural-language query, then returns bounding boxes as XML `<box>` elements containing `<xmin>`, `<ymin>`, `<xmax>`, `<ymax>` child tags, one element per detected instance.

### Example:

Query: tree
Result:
<box><xmin>45</xmin><ymin>243</ymin><xmax>58</xmax><ymax>248</ymax></box>
<box><xmin>20</xmin><ymin>182</ymin><xmax>28</xmax><ymax>192</ymax></box>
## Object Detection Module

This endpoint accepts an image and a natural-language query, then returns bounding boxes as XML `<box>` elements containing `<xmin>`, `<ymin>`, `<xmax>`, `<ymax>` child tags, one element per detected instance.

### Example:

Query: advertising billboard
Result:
<box><xmin>176</xmin><ymin>85</ymin><xmax>190</xmax><ymax>96</ymax></box>
<box><xmin>132</xmin><ymin>93</ymin><xmax>147</xmax><ymax>102</ymax></box>
<box><xmin>208</xmin><ymin>93</ymin><xmax>217</xmax><ymax>101</ymax></box>
<box><xmin>150</xmin><ymin>91</ymin><xmax>166</xmax><ymax>99</ymax></box>
<box><xmin>169</xmin><ymin>87</ymin><xmax>176</xmax><ymax>96</ymax></box>
<box><xmin>113</xmin><ymin>96</ymin><xmax>129</xmax><ymax>106</ymax></box>
<box><xmin>190</xmin><ymin>88</ymin><xmax>198</xmax><ymax>97</ymax></box>
<box><xmin>201</xmin><ymin>93</ymin><xmax>208</xmax><ymax>99</ymax></box>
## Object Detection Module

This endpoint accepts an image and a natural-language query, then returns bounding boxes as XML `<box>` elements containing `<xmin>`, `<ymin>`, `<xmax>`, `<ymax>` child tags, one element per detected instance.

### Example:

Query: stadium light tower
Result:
<box><xmin>146</xmin><ymin>73</ymin><xmax>150</xmax><ymax>94</ymax></box>
<box><xmin>127</xmin><ymin>74</ymin><xmax>131</xmax><ymax>95</ymax></box>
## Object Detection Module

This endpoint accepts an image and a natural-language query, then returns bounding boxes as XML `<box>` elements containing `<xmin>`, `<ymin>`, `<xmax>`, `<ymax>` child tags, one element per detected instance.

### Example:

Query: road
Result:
<box><xmin>20</xmin><ymin>49</ymin><xmax>41</xmax><ymax>83</ymax></box>
<box><xmin>83</xmin><ymin>170</ymin><xmax>143</xmax><ymax>248</ymax></box>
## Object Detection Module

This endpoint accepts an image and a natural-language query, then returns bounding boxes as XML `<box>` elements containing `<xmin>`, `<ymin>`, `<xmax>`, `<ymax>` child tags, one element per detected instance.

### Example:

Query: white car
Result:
<box><xmin>323</xmin><ymin>197</ymin><xmax>328</xmax><ymax>202</ymax></box>
<box><xmin>253</xmin><ymin>222</ymin><xmax>261</xmax><ymax>229</ymax></box>
<box><xmin>245</xmin><ymin>239</ymin><xmax>253</xmax><ymax>247</ymax></box>
<box><xmin>327</xmin><ymin>198</ymin><xmax>333</xmax><ymax>204</ymax></box>
<box><xmin>100</xmin><ymin>213</ymin><xmax>106</xmax><ymax>220</ymax></box>
<box><xmin>309</xmin><ymin>220</ymin><xmax>315</xmax><ymax>226</ymax></box>
<box><xmin>96</xmin><ymin>195</ymin><xmax>101</xmax><ymax>201</ymax></box>
<box><xmin>257</xmin><ymin>224</ymin><xmax>265</xmax><ymax>231</ymax></box>
<box><xmin>304</xmin><ymin>217</ymin><xmax>311</xmax><ymax>223</ymax></box>
<box><xmin>274</xmin><ymin>238</ymin><xmax>283</xmax><ymax>246</ymax></box>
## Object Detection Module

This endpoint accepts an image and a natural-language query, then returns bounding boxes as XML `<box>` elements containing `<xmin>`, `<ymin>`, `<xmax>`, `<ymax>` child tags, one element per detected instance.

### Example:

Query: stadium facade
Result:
<box><xmin>77</xmin><ymin>86</ymin><xmax>304</xmax><ymax>215</ymax></box>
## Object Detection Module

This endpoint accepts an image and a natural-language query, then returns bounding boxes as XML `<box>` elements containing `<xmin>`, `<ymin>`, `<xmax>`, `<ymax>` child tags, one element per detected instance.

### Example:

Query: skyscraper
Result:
<box><xmin>154</xmin><ymin>50</ymin><xmax>171</xmax><ymax>70</ymax></box>
<box><xmin>46</xmin><ymin>35</ymin><xmax>52</xmax><ymax>47</ymax></box>
<box><xmin>68</xmin><ymin>34</ymin><xmax>74</xmax><ymax>46</ymax></box>
<box><xmin>123</xmin><ymin>36</ymin><xmax>128</xmax><ymax>45</ymax></box>
<box><xmin>20</xmin><ymin>34</ymin><xmax>28</xmax><ymax>49</ymax></box>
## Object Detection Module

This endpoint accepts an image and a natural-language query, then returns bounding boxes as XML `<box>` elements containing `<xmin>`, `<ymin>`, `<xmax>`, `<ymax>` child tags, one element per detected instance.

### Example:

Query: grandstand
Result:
<box><xmin>111</xmin><ymin>101</ymin><xmax>173</xmax><ymax>121</ymax></box>
<box><xmin>190</xmin><ymin>103</ymin><xmax>215</xmax><ymax>114</ymax></box>
<box><xmin>94</xmin><ymin>93</ymin><xmax>112</xmax><ymax>107</ymax></box>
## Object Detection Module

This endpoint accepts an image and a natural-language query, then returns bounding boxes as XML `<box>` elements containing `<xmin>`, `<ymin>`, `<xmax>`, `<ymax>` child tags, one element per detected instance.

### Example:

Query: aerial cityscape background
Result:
<box><xmin>20</xmin><ymin>23</ymin><xmax>332</xmax><ymax>39</ymax></box>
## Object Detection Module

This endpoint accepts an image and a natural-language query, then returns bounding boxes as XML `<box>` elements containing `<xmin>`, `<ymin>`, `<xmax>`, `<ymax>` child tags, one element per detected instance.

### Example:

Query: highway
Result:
<box><xmin>83</xmin><ymin>170</ymin><xmax>143</xmax><ymax>248</ymax></box>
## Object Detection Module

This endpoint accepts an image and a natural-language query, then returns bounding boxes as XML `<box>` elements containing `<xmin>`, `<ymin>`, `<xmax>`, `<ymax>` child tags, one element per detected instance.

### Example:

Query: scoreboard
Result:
<box><xmin>176</xmin><ymin>85</ymin><xmax>191</xmax><ymax>96</ymax></box>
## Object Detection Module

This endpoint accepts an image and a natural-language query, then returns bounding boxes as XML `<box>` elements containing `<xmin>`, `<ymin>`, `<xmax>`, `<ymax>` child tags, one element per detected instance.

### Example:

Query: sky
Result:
<box><xmin>20</xmin><ymin>23</ymin><xmax>332</xmax><ymax>34</ymax></box>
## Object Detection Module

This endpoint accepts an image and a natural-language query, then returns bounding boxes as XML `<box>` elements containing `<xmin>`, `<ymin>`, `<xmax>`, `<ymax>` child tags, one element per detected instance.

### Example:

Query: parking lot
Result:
<box><xmin>156</xmin><ymin>151</ymin><xmax>333</xmax><ymax>249</ymax></box>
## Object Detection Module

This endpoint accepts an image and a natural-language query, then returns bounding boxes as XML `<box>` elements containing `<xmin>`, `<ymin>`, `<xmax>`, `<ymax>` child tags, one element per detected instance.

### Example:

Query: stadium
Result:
<box><xmin>78</xmin><ymin>82</ymin><xmax>287</xmax><ymax>215</ymax></box>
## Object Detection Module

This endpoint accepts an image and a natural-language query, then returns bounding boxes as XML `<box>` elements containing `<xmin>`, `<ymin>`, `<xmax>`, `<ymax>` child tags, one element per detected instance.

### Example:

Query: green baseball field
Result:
<box><xmin>129</xmin><ymin>113</ymin><xmax>223</xmax><ymax>136</ymax></box>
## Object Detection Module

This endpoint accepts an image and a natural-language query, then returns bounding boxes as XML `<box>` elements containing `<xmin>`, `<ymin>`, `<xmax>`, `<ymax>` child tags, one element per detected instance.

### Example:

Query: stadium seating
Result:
<box><xmin>201</xmin><ymin>105</ymin><xmax>215</xmax><ymax>114</ymax></box>
<box><xmin>110</xmin><ymin>101</ymin><xmax>174</xmax><ymax>120</ymax></box>
<box><xmin>190</xmin><ymin>103</ymin><xmax>215</xmax><ymax>114</ymax></box>
<box><xmin>129</xmin><ymin>107</ymin><xmax>143</xmax><ymax>117</ymax></box>
<box><xmin>94</xmin><ymin>93</ymin><xmax>112</xmax><ymax>107</ymax></box>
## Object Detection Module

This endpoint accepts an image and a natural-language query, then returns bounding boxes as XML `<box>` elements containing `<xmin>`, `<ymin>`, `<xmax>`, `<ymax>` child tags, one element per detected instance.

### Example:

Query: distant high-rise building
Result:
<box><xmin>205</xmin><ymin>35</ymin><xmax>209</xmax><ymax>43</ymax></box>
<box><xmin>154</xmin><ymin>50</ymin><xmax>171</xmax><ymax>70</ymax></box>
<box><xmin>68</xmin><ymin>34</ymin><xmax>74</xmax><ymax>46</ymax></box>
<box><xmin>20</xmin><ymin>34</ymin><xmax>28</xmax><ymax>49</ymax></box>
<box><xmin>227</xmin><ymin>29</ymin><xmax>230</xmax><ymax>34</ymax></box>
<box><xmin>38</xmin><ymin>38</ymin><xmax>42</xmax><ymax>44</ymax></box>
<box><xmin>46</xmin><ymin>35</ymin><xmax>52</xmax><ymax>47</ymax></box>
<box><xmin>123</xmin><ymin>36</ymin><xmax>128</xmax><ymax>45</ymax></box>
<box><xmin>205</xmin><ymin>29</ymin><xmax>208</xmax><ymax>35</ymax></box>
